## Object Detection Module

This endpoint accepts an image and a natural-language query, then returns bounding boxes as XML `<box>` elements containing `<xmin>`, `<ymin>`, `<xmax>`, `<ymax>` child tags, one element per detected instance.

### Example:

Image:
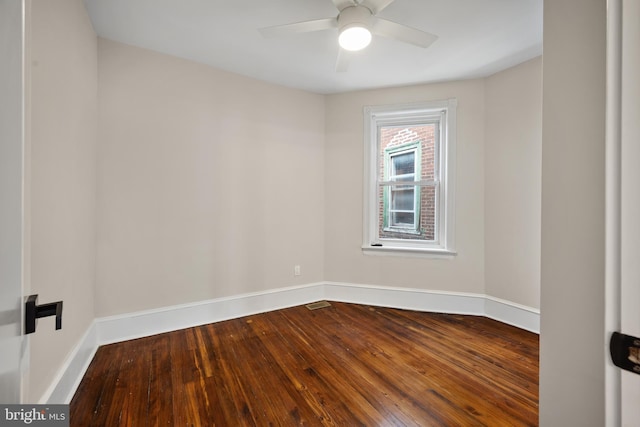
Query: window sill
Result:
<box><xmin>361</xmin><ymin>245</ymin><xmax>457</xmax><ymax>259</ymax></box>
<box><xmin>382</xmin><ymin>227</ymin><xmax>422</xmax><ymax>235</ymax></box>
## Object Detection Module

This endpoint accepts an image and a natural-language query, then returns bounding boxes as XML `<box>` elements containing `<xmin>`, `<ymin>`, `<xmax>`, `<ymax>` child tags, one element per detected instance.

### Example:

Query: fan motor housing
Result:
<box><xmin>338</xmin><ymin>5</ymin><xmax>374</xmax><ymax>31</ymax></box>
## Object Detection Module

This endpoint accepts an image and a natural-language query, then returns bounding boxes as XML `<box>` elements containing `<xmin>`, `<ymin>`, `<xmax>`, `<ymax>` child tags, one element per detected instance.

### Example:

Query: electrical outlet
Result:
<box><xmin>294</xmin><ymin>265</ymin><xmax>301</xmax><ymax>276</ymax></box>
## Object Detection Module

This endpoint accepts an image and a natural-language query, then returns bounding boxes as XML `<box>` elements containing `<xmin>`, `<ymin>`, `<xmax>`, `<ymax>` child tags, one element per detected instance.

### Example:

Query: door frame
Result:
<box><xmin>605</xmin><ymin>0</ymin><xmax>622</xmax><ymax>424</ymax></box>
<box><xmin>605</xmin><ymin>0</ymin><xmax>640</xmax><ymax>425</ymax></box>
<box><xmin>0</xmin><ymin>0</ymin><xmax>28</xmax><ymax>404</ymax></box>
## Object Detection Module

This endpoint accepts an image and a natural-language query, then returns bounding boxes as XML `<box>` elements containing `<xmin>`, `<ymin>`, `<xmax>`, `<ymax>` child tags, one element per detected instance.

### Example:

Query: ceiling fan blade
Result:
<box><xmin>259</xmin><ymin>17</ymin><xmax>337</xmax><ymax>38</ymax></box>
<box><xmin>360</xmin><ymin>0</ymin><xmax>396</xmax><ymax>14</ymax></box>
<box><xmin>335</xmin><ymin>48</ymin><xmax>352</xmax><ymax>72</ymax></box>
<box><xmin>372</xmin><ymin>18</ymin><xmax>438</xmax><ymax>48</ymax></box>
<box><xmin>332</xmin><ymin>0</ymin><xmax>357</xmax><ymax>12</ymax></box>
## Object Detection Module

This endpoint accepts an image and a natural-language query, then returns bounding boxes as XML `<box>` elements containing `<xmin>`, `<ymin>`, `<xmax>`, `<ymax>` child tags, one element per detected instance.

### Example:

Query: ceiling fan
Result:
<box><xmin>259</xmin><ymin>0</ymin><xmax>438</xmax><ymax>72</ymax></box>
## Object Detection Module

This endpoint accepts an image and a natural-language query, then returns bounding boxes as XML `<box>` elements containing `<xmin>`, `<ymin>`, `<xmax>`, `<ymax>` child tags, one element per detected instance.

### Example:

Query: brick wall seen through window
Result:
<box><xmin>378</xmin><ymin>124</ymin><xmax>436</xmax><ymax>241</ymax></box>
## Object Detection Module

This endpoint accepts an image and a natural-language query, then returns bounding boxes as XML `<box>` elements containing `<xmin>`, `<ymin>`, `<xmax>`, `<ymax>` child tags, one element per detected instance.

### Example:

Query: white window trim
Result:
<box><xmin>362</xmin><ymin>99</ymin><xmax>457</xmax><ymax>257</ymax></box>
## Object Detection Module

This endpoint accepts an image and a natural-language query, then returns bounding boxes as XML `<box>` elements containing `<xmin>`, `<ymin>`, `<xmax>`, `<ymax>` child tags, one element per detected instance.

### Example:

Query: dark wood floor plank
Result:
<box><xmin>203</xmin><ymin>320</ymin><xmax>261</xmax><ymax>426</ymax></box>
<box><xmin>231</xmin><ymin>318</ymin><xmax>321</xmax><ymax>425</ymax></box>
<box><xmin>98</xmin><ymin>341</ymin><xmax>147</xmax><ymax>427</ymax></box>
<box><xmin>359</xmin><ymin>306</ymin><xmax>539</xmax><ymax>425</ymax></box>
<box><xmin>262</xmin><ymin>309</ymin><xmax>405</xmax><ymax>426</ymax></box>
<box><xmin>277</xmin><ymin>306</ymin><xmax>449</xmax><ymax>426</ymax></box>
<box><xmin>198</xmin><ymin>324</ymin><xmax>248</xmax><ymax>426</ymax></box>
<box><xmin>146</xmin><ymin>335</ymin><xmax>174</xmax><ymax>426</ymax></box>
<box><xmin>353</xmin><ymin>306</ymin><xmax>538</xmax><ymax>425</ymax></box>
<box><xmin>298</xmin><ymin>305</ymin><xmax>490</xmax><ymax>426</ymax></box>
<box><xmin>251</xmin><ymin>314</ymin><xmax>358</xmax><ymax>426</ymax></box>
<box><xmin>216</xmin><ymin>319</ymin><xmax>287</xmax><ymax>425</ymax></box>
<box><xmin>71</xmin><ymin>302</ymin><xmax>539</xmax><ymax>426</ymax></box>
<box><xmin>69</xmin><ymin>343</ymin><xmax>123</xmax><ymax>426</ymax></box>
<box><xmin>169</xmin><ymin>331</ymin><xmax>214</xmax><ymax>426</ymax></box>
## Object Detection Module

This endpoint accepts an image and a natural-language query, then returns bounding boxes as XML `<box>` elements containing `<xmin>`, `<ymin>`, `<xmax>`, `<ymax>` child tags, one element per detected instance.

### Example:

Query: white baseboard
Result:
<box><xmin>323</xmin><ymin>282</ymin><xmax>486</xmax><ymax>315</ymax></box>
<box><xmin>323</xmin><ymin>282</ymin><xmax>539</xmax><ymax>333</ymax></box>
<box><xmin>39</xmin><ymin>322</ymin><xmax>98</xmax><ymax>404</ymax></box>
<box><xmin>484</xmin><ymin>295</ymin><xmax>540</xmax><ymax>333</ymax></box>
<box><xmin>96</xmin><ymin>283</ymin><xmax>325</xmax><ymax>345</ymax></box>
<box><xmin>45</xmin><ymin>281</ymin><xmax>539</xmax><ymax>403</ymax></box>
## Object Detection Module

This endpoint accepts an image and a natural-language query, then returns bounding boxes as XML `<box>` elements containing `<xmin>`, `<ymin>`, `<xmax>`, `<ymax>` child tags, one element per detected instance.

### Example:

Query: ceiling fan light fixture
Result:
<box><xmin>339</xmin><ymin>25</ymin><xmax>372</xmax><ymax>51</ymax></box>
<box><xmin>336</xmin><ymin>5</ymin><xmax>374</xmax><ymax>51</ymax></box>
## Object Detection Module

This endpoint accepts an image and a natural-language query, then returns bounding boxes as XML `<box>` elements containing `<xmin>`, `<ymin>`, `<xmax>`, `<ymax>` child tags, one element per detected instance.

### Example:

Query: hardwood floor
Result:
<box><xmin>70</xmin><ymin>302</ymin><xmax>539</xmax><ymax>426</ymax></box>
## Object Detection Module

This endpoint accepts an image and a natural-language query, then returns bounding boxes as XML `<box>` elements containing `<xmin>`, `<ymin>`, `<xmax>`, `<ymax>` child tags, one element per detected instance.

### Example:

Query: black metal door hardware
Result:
<box><xmin>610</xmin><ymin>331</ymin><xmax>640</xmax><ymax>375</ymax></box>
<box><xmin>25</xmin><ymin>294</ymin><xmax>63</xmax><ymax>334</ymax></box>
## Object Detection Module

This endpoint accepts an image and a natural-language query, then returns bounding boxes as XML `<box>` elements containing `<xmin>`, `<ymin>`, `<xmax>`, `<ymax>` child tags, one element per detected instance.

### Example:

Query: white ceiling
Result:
<box><xmin>83</xmin><ymin>0</ymin><xmax>543</xmax><ymax>95</ymax></box>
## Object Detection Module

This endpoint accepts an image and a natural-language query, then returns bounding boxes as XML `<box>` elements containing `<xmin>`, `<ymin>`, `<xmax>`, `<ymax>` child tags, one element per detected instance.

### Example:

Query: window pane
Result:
<box><xmin>391</xmin><ymin>152</ymin><xmax>415</xmax><ymax>176</ymax></box>
<box><xmin>379</xmin><ymin>124</ymin><xmax>437</xmax><ymax>182</ymax></box>
<box><xmin>392</xmin><ymin>212</ymin><xmax>414</xmax><ymax>226</ymax></box>
<box><xmin>419</xmin><ymin>124</ymin><xmax>437</xmax><ymax>181</ymax></box>
<box><xmin>391</xmin><ymin>188</ymin><xmax>414</xmax><ymax>210</ymax></box>
<box><xmin>379</xmin><ymin>184</ymin><xmax>436</xmax><ymax>241</ymax></box>
<box><xmin>419</xmin><ymin>185</ymin><xmax>436</xmax><ymax>240</ymax></box>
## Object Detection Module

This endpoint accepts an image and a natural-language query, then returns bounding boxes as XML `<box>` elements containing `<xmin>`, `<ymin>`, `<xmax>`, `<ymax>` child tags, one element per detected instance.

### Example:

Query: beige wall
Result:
<box><xmin>324</xmin><ymin>63</ymin><xmax>542</xmax><ymax>308</ymax></box>
<box><xmin>324</xmin><ymin>80</ymin><xmax>486</xmax><ymax>294</ymax></box>
<box><xmin>540</xmin><ymin>0</ymin><xmax>606</xmax><ymax>425</ymax></box>
<box><xmin>29</xmin><ymin>0</ymin><xmax>97</xmax><ymax>401</ymax></box>
<box><xmin>485</xmin><ymin>57</ymin><xmax>542</xmax><ymax>309</ymax></box>
<box><xmin>95</xmin><ymin>39</ymin><xmax>325</xmax><ymax>316</ymax></box>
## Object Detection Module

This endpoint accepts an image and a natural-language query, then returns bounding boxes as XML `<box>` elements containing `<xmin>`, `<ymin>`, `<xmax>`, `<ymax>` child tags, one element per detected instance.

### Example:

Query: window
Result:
<box><xmin>384</xmin><ymin>144</ymin><xmax>420</xmax><ymax>232</ymax></box>
<box><xmin>363</xmin><ymin>99</ymin><xmax>456</xmax><ymax>255</ymax></box>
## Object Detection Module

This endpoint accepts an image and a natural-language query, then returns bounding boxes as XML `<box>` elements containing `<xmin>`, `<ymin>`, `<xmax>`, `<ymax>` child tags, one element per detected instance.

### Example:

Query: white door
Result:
<box><xmin>0</xmin><ymin>0</ymin><xmax>26</xmax><ymax>404</ymax></box>
<box><xmin>607</xmin><ymin>0</ymin><xmax>640</xmax><ymax>425</ymax></box>
<box><xmin>619</xmin><ymin>0</ymin><xmax>640</xmax><ymax>423</ymax></box>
